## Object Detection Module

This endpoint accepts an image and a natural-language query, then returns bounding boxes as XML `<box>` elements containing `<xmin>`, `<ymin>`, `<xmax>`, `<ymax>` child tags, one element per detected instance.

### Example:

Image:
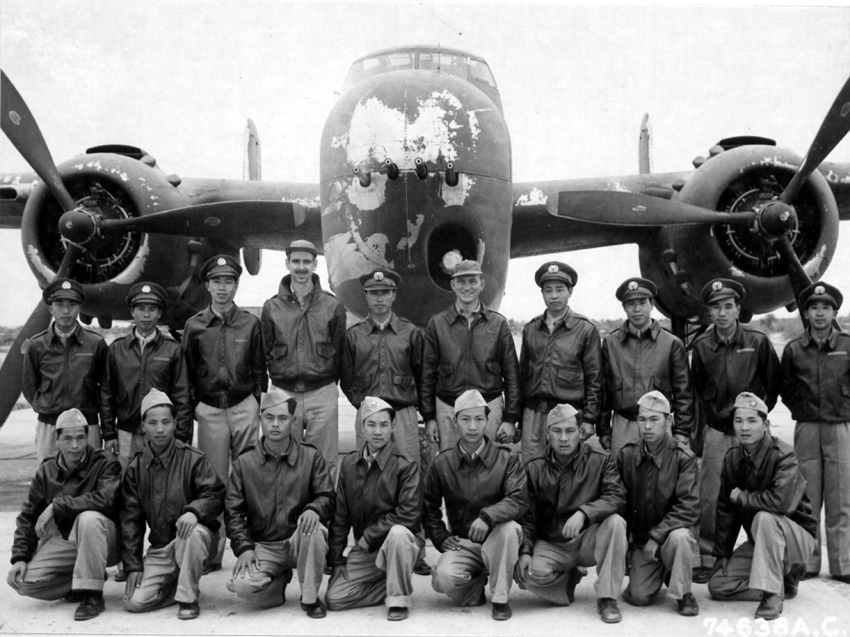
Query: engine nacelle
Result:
<box><xmin>639</xmin><ymin>145</ymin><xmax>838</xmax><ymax>323</ymax></box>
<box><xmin>21</xmin><ymin>151</ymin><xmax>212</xmax><ymax>327</ymax></box>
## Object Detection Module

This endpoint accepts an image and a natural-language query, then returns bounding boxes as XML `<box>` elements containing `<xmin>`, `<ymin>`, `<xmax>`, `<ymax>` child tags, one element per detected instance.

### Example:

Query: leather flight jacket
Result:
<box><xmin>22</xmin><ymin>323</ymin><xmax>107</xmax><ymax>426</ymax></box>
<box><xmin>421</xmin><ymin>304</ymin><xmax>521</xmax><ymax>423</ymax></box>
<box><xmin>225</xmin><ymin>438</ymin><xmax>335</xmax><ymax>558</ymax></box>
<box><xmin>713</xmin><ymin>434</ymin><xmax>818</xmax><ymax>558</ymax></box>
<box><xmin>261</xmin><ymin>274</ymin><xmax>347</xmax><ymax>392</ymax></box>
<box><xmin>329</xmin><ymin>442</ymin><xmax>421</xmax><ymax>566</ymax></box>
<box><xmin>616</xmin><ymin>435</ymin><xmax>700</xmax><ymax>548</ymax></box>
<box><xmin>12</xmin><ymin>447</ymin><xmax>121</xmax><ymax>564</ymax></box>
<box><xmin>423</xmin><ymin>438</ymin><xmax>527</xmax><ymax>551</ymax></box>
<box><xmin>780</xmin><ymin>328</ymin><xmax>850</xmax><ymax>423</ymax></box>
<box><xmin>102</xmin><ymin>328</ymin><xmax>193</xmax><ymax>442</ymax></box>
<box><xmin>520</xmin><ymin>441</ymin><xmax>626</xmax><ymax>555</ymax></box>
<box><xmin>520</xmin><ymin>309</ymin><xmax>603</xmax><ymax>427</ymax></box>
<box><xmin>691</xmin><ymin>322</ymin><xmax>781</xmax><ymax>435</ymax></box>
<box><xmin>120</xmin><ymin>440</ymin><xmax>225</xmax><ymax>572</ymax></box>
<box><xmin>182</xmin><ymin>303</ymin><xmax>267</xmax><ymax>409</ymax></box>
<box><xmin>341</xmin><ymin>314</ymin><xmax>424</xmax><ymax>410</ymax></box>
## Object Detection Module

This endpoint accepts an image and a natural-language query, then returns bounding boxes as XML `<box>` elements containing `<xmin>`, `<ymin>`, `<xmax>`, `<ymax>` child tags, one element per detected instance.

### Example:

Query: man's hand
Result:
<box><xmin>514</xmin><ymin>554</ymin><xmax>531</xmax><ymax>587</ymax></box>
<box><xmin>441</xmin><ymin>535</ymin><xmax>462</xmax><ymax>552</ymax></box>
<box><xmin>468</xmin><ymin>518</ymin><xmax>490</xmax><ymax>543</ymax></box>
<box><xmin>730</xmin><ymin>487</ymin><xmax>743</xmax><ymax>504</ymax></box>
<box><xmin>175</xmin><ymin>511</ymin><xmax>199</xmax><ymax>539</ymax></box>
<box><xmin>334</xmin><ymin>563</ymin><xmax>349</xmax><ymax>581</ymax></box>
<box><xmin>297</xmin><ymin>509</ymin><xmax>320</xmax><ymax>536</ymax></box>
<box><xmin>712</xmin><ymin>557</ymin><xmax>729</xmax><ymax>577</ymax></box>
<box><xmin>579</xmin><ymin>422</ymin><xmax>595</xmax><ymax>441</ymax></box>
<box><xmin>425</xmin><ymin>420</ymin><xmax>439</xmax><ymax>444</ymax></box>
<box><xmin>232</xmin><ymin>550</ymin><xmax>259</xmax><ymax>578</ymax></box>
<box><xmin>496</xmin><ymin>422</ymin><xmax>516</xmax><ymax>445</ymax></box>
<box><xmin>7</xmin><ymin>561</ymin><xmax>27</xmax><ymax>587</ymax></box>
<box><xmin>642</xmin><ymin>538</ymin><xmax>660</xmax><ymax>562</ymax></box>
<box><xmin>599</xmin><ymin>435</ymin><xmax>611</xmax><ymax>451</ymax></box>
<box><xmin>562</xmin><ymin>510</ymin><xmax>587</xmax><ymax>539</ymax></box>
<box><xmin>35</xmin><ymin>503</ymin><xmax>55</xmax><ymax>539</ymax></box>
<box><xmin>105</xmin><ymin>439</ymin><xmax>119</xmax><ymax>456</ymax></box>
<box><xmin>674</xmin><ymin>434</ymin><xmax>690</xmax><ymax>447</ymax></box>
<box><xmin>124</xmin><ymin>571</ymin><xmax>143</xmax><ymax>600</ymax></box>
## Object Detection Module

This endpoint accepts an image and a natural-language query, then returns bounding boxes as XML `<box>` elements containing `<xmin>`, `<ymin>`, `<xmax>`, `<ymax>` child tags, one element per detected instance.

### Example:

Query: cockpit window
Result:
<box><xmin>418</xmin><ymin>52</ymin><xmax>466</xmax><ymax>81</ymax></box>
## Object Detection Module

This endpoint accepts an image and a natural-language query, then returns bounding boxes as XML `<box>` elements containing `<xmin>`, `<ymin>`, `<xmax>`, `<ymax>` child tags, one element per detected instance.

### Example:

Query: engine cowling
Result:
<box><xmin>639</xmin><ymin>145</ymin><xmax>838</xmax><ymax>323</ymax></box>
<box><xmin>20</xmin><ymin>151</ymin><xmax>210</xmax><ymax>326</ymax></box>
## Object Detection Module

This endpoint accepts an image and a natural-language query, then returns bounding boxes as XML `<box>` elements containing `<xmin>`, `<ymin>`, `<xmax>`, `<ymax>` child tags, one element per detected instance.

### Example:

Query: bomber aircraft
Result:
<box><xmin>1</xmin><ymin>44</ymin><xmax>849</xmax><ymax>427</ymax></box>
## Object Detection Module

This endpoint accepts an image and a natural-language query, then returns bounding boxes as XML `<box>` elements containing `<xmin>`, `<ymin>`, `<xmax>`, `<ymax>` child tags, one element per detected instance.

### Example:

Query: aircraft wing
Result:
<box><xmin>0</xmin><ymin>171</ymin><xmax>36</xmax><ymax>228</ymax></box>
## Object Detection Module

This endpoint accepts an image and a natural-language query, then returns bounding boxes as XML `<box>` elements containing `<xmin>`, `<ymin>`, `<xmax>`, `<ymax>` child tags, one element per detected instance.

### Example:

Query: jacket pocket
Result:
<box><xmin>555</xmin><ymin>364</ymin><xmax>583</xmax><ymax>387</ymax></box>
<box><xmin>272</xmin><ymin>345</ymin><xmax>288</xmax><ymax>360</ymax></box>
<box><xmin>317</xmin><ymin>342</ymin><xmax>334</xmax><ymax>359</ymax></box>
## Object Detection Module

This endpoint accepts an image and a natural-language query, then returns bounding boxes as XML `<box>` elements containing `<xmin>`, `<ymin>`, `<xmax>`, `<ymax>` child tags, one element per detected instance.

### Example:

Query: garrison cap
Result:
<box><xmin>546</xmin><ymin>403</ymin><xmax>579</xmax><ymax>427</ymax></box>
<box><xmin>260</xmin><ymin>387</ymin><xmax>297</xmax><ymax>414</ymax></box>
<box><xmin>702</xmin><ymin>278</ymin><xmax>746</xmax><ymax>305</ymax></box>
<box><xmin>359</xmin><ymin>396</ymin><xmax>395</xmax><ymax>422</ymax></box>
<box><xmin>535</xmin><ymin>261</ymin><xmax>577</xmax><ymax>288</ymax></box>
<box><xmin>201</xmin><ymin>254</ymin><xmax>242</xmax><ymax>281</ymax></box>
<box><xmin>141</xmin><ymin>388</ymin><xmax>173</xmax><ymax>419</ymax></box>
<box><xmin>127</xmin><ymin>282</ymin><xmax>168</xmax><ymax>309</ymax></box>
<box><xmin>360</xmin><ymin>268</ymin><xmax>401</xmax><ymax>291</ymax></box>
<box><xmin>637</xmin><ymin>390</ymin><xmax>671</xmax><ymax>415</ymax></box>
<box><xmin>453</xmin><ymin>389</ymin><xmax>490</xmax><ymax>417</ymax></box>
<box><xmin>55</xmin><ymin>408</ymin><xmax>88</xmax><ymax>432</ymax></box>
<box><xmin>733</xmin><ymin>392</ymin><xmax>769</xmax><ymax>418</ymax></box>
<box><xmin>616</xmin><ymin>277</ymin><xmax>657</xmax><ymax>302</ymax></box>
<box><xmin>43</xmin><ymin>278</ymin><xmax>85</xmax><ymax>304</ymax></box>
<box><xmin>798</xmin><ymin>281</ymin><xmax>843</xmax><ymax>311</ymax></box>
<box><xmin>285</xmin><ymin>239</ymin><xmax>318</xmax><ymax>258</ymax></box>
<box><xmin>451</xmin><ymin>260</ymin><xmax>483</xmax><ymax>278</ymax></box>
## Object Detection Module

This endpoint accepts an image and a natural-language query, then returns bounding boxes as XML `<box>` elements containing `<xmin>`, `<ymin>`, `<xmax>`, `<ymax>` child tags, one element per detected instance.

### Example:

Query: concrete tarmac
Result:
<box><xmin>1</xmin><ymin>401</ymin><xmax>849</xmax><ymax>636</ymax></box>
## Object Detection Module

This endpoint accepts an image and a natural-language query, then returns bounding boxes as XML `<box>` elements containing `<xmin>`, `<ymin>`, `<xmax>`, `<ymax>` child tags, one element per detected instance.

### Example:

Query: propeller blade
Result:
<box><xmin>0</xmin><ymin>303</ymin><xmax>52</xmax><ymax>428</ymax></box>
<box><xmin>551</xmin><ymin>191</ymin><xmax>755</xmax><ymax>227</ymax></box>
<box><xmin>98</xmin><ymin>200</ymin><xmax>307</xmax><ymax>238</ymax></box>
<box><xmin>773</xmin><ymin>235</ymin><xmax>813</xmax><ymax>303</ymax></box>
<box><xmin>781</xmin><ymin>74</ymin><xmax>850</xmax><ymax>204</ymax></box>
<box><xmin>0</xmin><ymin>71</ymin><xmax>76</xmax><ymax>211</ymax></box>
<box><xmin>55</xmin><ymin>243</ymin><xmax>82</xmax><ymax>279</ymax></box>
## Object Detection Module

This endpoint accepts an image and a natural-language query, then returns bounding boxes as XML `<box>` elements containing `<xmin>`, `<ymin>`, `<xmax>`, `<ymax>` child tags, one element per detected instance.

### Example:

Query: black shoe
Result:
<box><xmin>62</xmin><ymin>590</ymin><xmax>85</xmax><ymax>603</ymax></box>
<box><xmin>491</xmin><ymin>602</ymin><xmax>512</xmax><ymax>621</ymax></box>
<box><xmin>692</xmin><ymin>566</ymin><xmax>712</xmax><ymax>584</ymax></box>
<box><xmin>565</xmin><ymin>568</ymin><xmax>584</xmax><ymax>604</ymax></box>
<box><xmin>832</xmin><ymin>574</ymin><xmax>850</xmax><ymax>584</ymax></box>
<box><xmin>302</xmin><ymin>599</ymin><xmax>327</xmax><ymax>619</ymax></box>
<box><xmin>677</xmin><ymin>592</ymin><xmax>699</xmax><ymax>617</ymax></box>
<box><xmin>177</xmin><ymin>601</ymin><xmax>200</xmax><ymax>620</ymax></box>
<box><xmin>754</xmin><ymin>593</ymin><xmax>782</xmax><ymax>620</ymax></box>
<box><xmin>413</xmin><ymin>557</ymin><xmax>431</xmax><ymax>576</ymax></box>
<box><xmin>323</xmin><ymin>565</ymin><xmax>333</xmax><ymax>576</ymax></box>
<box><xmin>387</xmin><ymin>606</ymin><xmax>409</xmax><ymax>621</ymax></box>
<box><xmin>74</xmin><ymin>593</ymin><xmax>104</xmax><ymax>621</ymax></box>
<box><xmin>597</xmin><ymin>598</ymin><xmax>622</xmax><ymax>623</ymax></box>
<box><xmin>113</xmin><ymin>568</ymin><xmax>127</xmax><ymax>583</ymax></box>
<box><xmin>784</xmin><ymin>564</ymin><xmax>805</xmax><ymax>599</ymax></box>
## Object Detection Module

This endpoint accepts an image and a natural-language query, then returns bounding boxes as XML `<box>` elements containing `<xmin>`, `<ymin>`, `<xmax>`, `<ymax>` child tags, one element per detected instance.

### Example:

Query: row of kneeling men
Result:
<box><xmin>8</xmin><ymin>385</ymin><xmax>816</xmax><ymax>624</ymax></box>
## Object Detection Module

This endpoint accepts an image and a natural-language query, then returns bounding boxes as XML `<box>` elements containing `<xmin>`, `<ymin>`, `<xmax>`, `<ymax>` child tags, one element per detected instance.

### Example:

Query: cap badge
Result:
<box><xmin>628</xmin><ymin>281</ymin><xmax>638</xmax><ymax>291</ymax></box>
<box><xmin>373</xmin><ymin>272</ymin><xmax>384</xmax><ymax>281</ymax></box>
<box><xmin>61</xmin><ymin>281</ymin><xmax>71</xmax><ymax>290</ymax></box>
<box><xmin>548</xmin><ymin>265</ymin><xmax>559</xmax><ymax>274</ymax></box>
<box><xmin>815</xmin><ymin>285</ymin><xmax>825</xmax><ymax>295</ymax></box>
<box><xmin>217</xmin><ymin>257</ymin><xmax>227</xmax><ymax>266</ymax></box>
<box><xmin>142</xmin><ymin>285</ymin><xmax>151</xmax><ymax>293</ymax></box>
<box><xmin>712</xmin><ymin>281</ymin><xmax>723</xmax><ymax>291</ymax></box>
<box><xmin>749</xmin><ymin>400</ymin><xmax>757</xmax><ymax>407</ymax></box>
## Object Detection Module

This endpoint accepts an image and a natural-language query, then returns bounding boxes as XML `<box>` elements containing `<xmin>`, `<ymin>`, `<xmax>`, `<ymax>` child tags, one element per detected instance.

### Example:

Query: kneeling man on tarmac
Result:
<box><xmin>708</xmin><ymin>392</ymin><xmax>818</xmax><ymax>620</ymax></box>
<box><xmin>224</xmin><ymin>387</ymin><xmax>334</xmax><ymax>618</ymax></box>
<box><xmin>7</xmin><ymin>408</ymin><xmax>121</xmax><ymax>621</ymax></box>
<box><xmin>326</xmin><ymin>397</ymin><xmax>423</xmax><ymax>621</ymax></box>
<box><xmin>120</xmin><ymin>389</ymin><xmax>226</xmax><ymax>620</ymax></box>
<box><xmin>424</xmin><ymin>389</ymin><xmax>527</xmax><ymax>621</ymax></box>
<box><xmin>515</xmin><ymin>403</ymin><xmax>627</xmax><ymax>623</ymax></box>
<box><xmin>617</xmin><ymin>391</ymin><xmax>700</xmax><ymax>616</ymax></box>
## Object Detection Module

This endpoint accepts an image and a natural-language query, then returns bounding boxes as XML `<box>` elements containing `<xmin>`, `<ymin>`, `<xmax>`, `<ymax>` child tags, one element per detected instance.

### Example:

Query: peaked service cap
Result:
<box><xmin>360</xmin><ymin>268</ymin><xmax>401</xmax><ymax>291</ymax></box>
<box><xmin>43</xmin><ymin>278</ymin><xmax>85</xmax><ymax>304</ymax></box>
<box><xmin>127</xmin><ymin>282</ymin><xmax>168</xmax><ymax>309</ymax></box>
<box><xmin>201</xmin><ymin>254</ymin><xmax>242</xmax><ymax>281</ymax></box>
<box><xmin>285</xmin><ymin>240</ymin><xmax>318</xmax><ymax>257</ymax></box>
<box><xmin>451</xmin><ymin>260</ymin><xmax>483</xmax><ymax>278</ymax></box>
<box><xmin>616</xmin><ymin>277</ymin><xmax>657</xmax><ymax>302</ymax></box>
<box><xmin>798</xmin><ymin>281</ymin><xmax>843</xmax><ymax>311</ymax></box>
<box><xmin>702</xmin><ymin>278</ymin><xmax>746</xmax><ymax>304</ymax></box>
<box><xmin>535</xmin><ymin>261</ymin><xmax>577</xmax><ymax>288</ymax></box>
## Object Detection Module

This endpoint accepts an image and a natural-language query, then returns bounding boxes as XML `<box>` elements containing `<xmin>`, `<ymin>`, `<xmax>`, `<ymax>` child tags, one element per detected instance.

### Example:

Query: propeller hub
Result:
<box><xmin>757</xmin><ymin>200</ymin><xmax>798</xmax><ymax>238</ymax></box>
<box><xmin>58</xmin><ymin>208</ymin><xmax>97</xmax><ymax>245</ymax></box>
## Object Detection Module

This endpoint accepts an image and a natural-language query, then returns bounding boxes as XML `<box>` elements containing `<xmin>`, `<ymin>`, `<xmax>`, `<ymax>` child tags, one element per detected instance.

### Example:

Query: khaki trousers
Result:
<box><xmin>794</xmin><ymin>421</ymin><xmax>850</xmax><ymax>576</ymax></box>
<box><xmin>431</xmin><ymin>521</ymin><xmax>522</xmax><ymax>605</ymax></box>
<box><xmin>708</xmin><ymin>511</ymin><xmax>817</xmax><ymax>599</ymax></box>
<box><xmin>520</xmin><ymin>408</ymin><xmax>549</xmax><ymax>465</ymax></box>
<box><xmin>610</xmin><ymin>413</ymin><xmax>640</xmax><ymax>457</ymax></box>
<box><xmin>523</xmin><ymin>514</ymin><xmax>627</xmax><ymax>605</ymax></box>
<box><xmin>698</xmin><ymin>427</ymin><xmax>738</xmax><ymax>566</ymax></box>
<box><xmin>226</xmin><ymin>525</ymin><xmax>328</xmax><ymax>608</ymax></box>
<box><xmin>123</xmin><ymin>524</ymin><xmax>216</xmax><ymax>611</ymax></box>
<box><xmin>623</xmin><ymin>527</ymin><xmax>696</xmax><ymax>605</ymax></box>
<box><xmin>117</xmin><ymin>430</ymin><xmax>147</xmax><ymax>470</ymax></box>
<box><xmin>285</xmin><ymin>382</ymin><xmax>340</xmax><ymax>478</ymax></box>
<box><xmin>326</xmin><ymin>525</ymin><xmax>422</xmax><ymax>610</ymax></box>
<box><xmin>9</xmin><ymin>512</ymin><xmax>119</xmax><ymax>599</ymax></box>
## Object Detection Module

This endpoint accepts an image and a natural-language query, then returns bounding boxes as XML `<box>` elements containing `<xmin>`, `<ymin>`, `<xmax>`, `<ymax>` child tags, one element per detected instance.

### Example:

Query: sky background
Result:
<box><xmin>1</xmin><ymin>1</ymin><xmax>849</xmax><ymax>327</ymax></box>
